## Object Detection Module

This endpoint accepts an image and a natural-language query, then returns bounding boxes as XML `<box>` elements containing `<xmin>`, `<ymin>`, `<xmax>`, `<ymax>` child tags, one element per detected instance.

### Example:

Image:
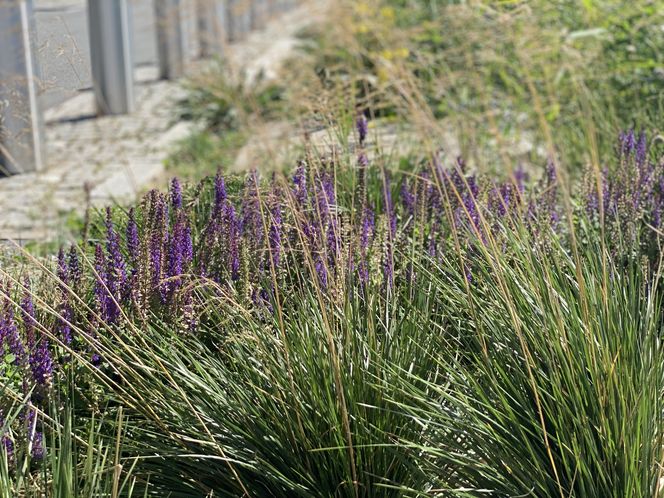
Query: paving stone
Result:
<box><xmin>90</xmin><ymin>160</ymin><xmax>165</xmax><ymax>204</ymax></box>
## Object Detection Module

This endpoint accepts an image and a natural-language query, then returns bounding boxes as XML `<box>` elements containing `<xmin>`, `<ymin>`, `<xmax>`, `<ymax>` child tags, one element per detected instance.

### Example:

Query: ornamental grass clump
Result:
<box><xmin>75</xmin><ymin>133</ymin><xmax>664</xmax><ymax>494</ymax></box>
<box><xmin>2</xmin><ymin>128</ymin><xmax>664</xmax><ymax>495</ymax></box>
<box><xmin>390</xmin><ymin>227</ymin><xmax>664</xmax><ymax>497</ymax></box>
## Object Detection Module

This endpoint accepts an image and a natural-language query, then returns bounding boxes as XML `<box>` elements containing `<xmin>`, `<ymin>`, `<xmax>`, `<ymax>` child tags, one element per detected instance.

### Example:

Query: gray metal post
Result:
<box><xmin>226</xmin><ymin>0</ymin><xmax>239</xmax><ymax>41</ymax></box>
<box><xmin>155</xmin><ymin>0</ymin><xmax>185</xmax><ymax>79</ymax></box>
<box><xmin>273</xmin><ymin>0</ymin><xmax>287</xmax><ymax>14</ymax></box>
<box><xmin>241</xmin><ymin>0</ymin><xmax>251</xmax><ymax>33</ymax></box>
<box><xmin>181</xmin><ymin>0</ymin><xmax>199</xmax><ymax>61</ymax></box>
<box><xmin>227</xmin><ymin>0</ymin><xmax>250</xmax><ymax>41</ymax></box>
<box><xmin>250</xmin><ymin>0</ymin><xmax>267</xmax><ymax>30</ymax></box>
<box><xmin>0</xmin><ymin>0</ymin><xmax>44</xmax><ymax>174</ymax></box>
<box><xmin>88</xmin><ymin>0</ymin><xmax>134</xmax><ymax>115</ymax></box>
<box><xmin>197</xmin><ymin>0</ymin><xmax>226</xmax><ymax>58</ymax></box>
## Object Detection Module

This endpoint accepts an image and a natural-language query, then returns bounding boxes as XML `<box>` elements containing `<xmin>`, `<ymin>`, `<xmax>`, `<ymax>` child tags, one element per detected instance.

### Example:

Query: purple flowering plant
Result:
<box><xmin>0</xmin><ymin>130</ymin><xmax>663</xmax><ymax>493</ymax></box>
<box><xmin>0</xmin><ymin>131</ymin><xmax>659</xmax><ymax>390</ymax></box>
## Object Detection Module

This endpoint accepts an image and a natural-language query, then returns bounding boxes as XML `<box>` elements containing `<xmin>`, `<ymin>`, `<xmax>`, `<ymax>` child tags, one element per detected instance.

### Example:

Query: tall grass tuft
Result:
<box><xmin>390</xmin><ymin>225</ymin><xmax>664</xmax><ymax>496</ymax></box>
<box><xmin>3</xmin><ymin>128</ymin><xmax>664</xmax><ymax>495</ymax></box>
<box><xmin>0</xmin><ymin>392</ymin><xmax>139</xmax><ymax>497</ymax></box>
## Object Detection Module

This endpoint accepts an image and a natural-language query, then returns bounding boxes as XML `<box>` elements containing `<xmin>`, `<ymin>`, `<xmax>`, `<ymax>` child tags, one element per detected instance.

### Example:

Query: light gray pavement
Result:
<box><xmin>0</xmin><ymin>0</ymin><xmax>323</xmax><ymax>242</ymax></box>
<box><xmin>0</xmin><ymin>65</ymin><xmax>193</xmax><ymax>241</ymax></box>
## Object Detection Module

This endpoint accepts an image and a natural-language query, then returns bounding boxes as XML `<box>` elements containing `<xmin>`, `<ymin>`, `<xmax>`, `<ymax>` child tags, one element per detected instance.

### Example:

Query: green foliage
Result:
<box><xmin>85</xmin><ymin>278</ymin><xmax>445</xmax><ymax>495</ymax></box>
<box><xmin>177</xmin><ymin>63</ymin><xmax>286</xmax><ymax>133</ymax></box>
<box><xmin>304</xmin><ymin>0</ymin><xmax>664</xmax><ymax>171</ymax></box>
<box><xmin>23</xmin><ymin>142</ymin><xmax>660</xmax><ymax>495</ymax></box>
<box><xmin>0</xmin><ymin>393</ymin><xmax>139</xmax><ymax>498</ymax></box>
<box><xmin>58</xmin><ymin>200</ymin><xmax>664</xmax><ymax>496</ymax></box>
<box><xmin>391</xmin><ymin>229</ymin><xmax>664</xmax><ymax>496</ymax></box>
<box><xmin>165</xmin><ymin>129</ymin><xmax>246</xmax><ymax>182</ymax></box>
<box><xmin>2</xmin><ymin>1</ymin><xmax>664</xmax><ymax>491</ymax></box>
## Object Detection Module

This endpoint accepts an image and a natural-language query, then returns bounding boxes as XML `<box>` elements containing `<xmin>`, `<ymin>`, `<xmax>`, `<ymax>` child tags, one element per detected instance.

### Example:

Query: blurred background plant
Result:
<box><xmin>177</xmin><ymin>63</ymin><xmax>286</xmax><ymax>133</ymax></box>
<box><xmin>168</xmin><ymin>62</ymin><xmax>289</xmax><ymax>182</ymax></box>
<box><xmin>288</xmin><ymin>0</ymin><xmax>664</xmax><ymax>174</ymax></box>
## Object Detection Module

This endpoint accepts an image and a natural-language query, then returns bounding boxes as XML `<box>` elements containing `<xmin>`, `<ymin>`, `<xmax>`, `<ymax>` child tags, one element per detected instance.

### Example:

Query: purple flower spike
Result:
<box><xmin>636</xmin><ymin>131</ymin><xmax>647</xmax><ymax>167</ymax></box>
<box><xmin>57</xmin><ymin>247</ymin><xmax>68</xmax><ymax>284</ymax></box>
<box><xmin>223</xmin><ymin>202</ymin><xmax>240</xmax><ymax>280</ymax></box>
<box><xmin>315</xmin><ymin>256</ymin><xmax>328</xmax><ymax>289</ymax></box>
<box><xmin>0</xmin><ymin>411</ymin><xmax>13</xmax><ymax>459</ymax></box>
<box><xmin>30</xmin><ymin>336</ymin><xmax>54</xmax><ymax>386</ymax></box>
<box><xmin>58</xmin><ymin>304</ymin><xmax>73</xmax><ymax>347</ymax></box>
<box><xmin>94</xmin><ymin>244</ymin><xmax>113</xmax><ymax>323</ymax></box>
<box><xmin>25</xmin><ymin>408</ymin><xmax>44</xmax><ymax>460</ymax></box>
<box><xmin>358</xmin><ymin>152</ymin><xmax>369</xmax><ymax>169</ymax></box>
<box><xmin>401</xmin><ymin>179</ymin><xmax>416</xmax><ymax>218</ymax></box>
<box><xmin>464</xmin><ymin>175</ymin><xmax>480</xmax><ymax>226</ymax></box>
<box><xmin>241</xmin><ymin>171</ymin><xmax>264</xmax><ymax>248</ymax></box>
<box><xmin>488</xmin><ymin>184</ymin><xmax>505</xmax><ymax>218</ymax></box>
<box><xmin>620</xmin><ymin>129</ymin><xmax>636</xmax><ymax>159</ymax></box>
<box><xmin>1</xmin><ymin>297</ymin><xmax>25</xmax><ymax>367</ymax></box>
<box><xmin>269</xmin><ymin>202</ymin><xmax>282</xmax><ymax>270</ymax></box>
<box><xmin>357</xmin><ymin>114</ymin><xmax>368</xmax><ymax>146</ymax></box>
<box><xmin>214</xmin><ymin>172</ymin><xmax>227</xmax><ymax>211</ymax></box>
<box><xmin>316</xmin><ymin>171</ymin><xmax>335</xmax><ymax>224</ymax></box>
<box><xmin>170</xmin><ymin>177</ymin><xmax>183</xmax><ymax>210</ymax></box>
<box><xmin>323</xmin><ymin>173</ymin><xmax>335</xmax><ymax>209</ymax></box>
<box><xmin>546</xmin><ymin>160</ymin><xmax>557</xmax><ymax>185</ymax></box>
<box><xmin>326</xmin><ymin>219</ymin><xmax>340</xmax><ymax>266</ymax></box>
<box><xmin>166</xmin><ymin>212</ymin><xmax>193</xmax><ymax>297</ymax></box>
<box><xmin>293</xmin><ymin>161</ymin><xmax>308</xmax><ymax>205</ymax></box>
<box><xmin>20</xmin><ymin>282</ymin><xmax>36</xmax><ymax>339</ymax></box>
<box><xmin>126</xmin><ymin>208</ymin><xmax>139</xmax><ymax>265</ymax></box>
<box><xmin>31</xmin><ymin>430</ymin><xmax>44</xmax><ymax>460</ymax></box>
<box><xmin>360</xmin><ymin>207</ymin><xmax>375</xmax><ymax>252</ymax></box>
<box><xmin>105</xmin><ymin>208</ymin><xmax>126</xmax><ymax>317</ymax></box>
<box><xmin>167</xmin><ymin>236</ymin><xmax>183</xmax><ymax>295</ymax></box>
<box><xmin>313</xmin><ymin>171</ymin><xmax>337</xmax><ymax>265</ymax></box>
<box><xmin>68</xmin><ymin>246</ymin><xmax>82</xmax><ymax>289</ymax></box>
<box><xmin>22</xmin><ymin>283</ymin><xmax>53</xmax><ymax>386</ymax></box>
<box><xmin>514</xmin><ymin>165</ymin><xmax>527</xmax><ymax>195</ymax></box>
<box><xmin>183</xmin><ymin>224</ymin><xmax>193</xmax><ymax>265</ymax></box>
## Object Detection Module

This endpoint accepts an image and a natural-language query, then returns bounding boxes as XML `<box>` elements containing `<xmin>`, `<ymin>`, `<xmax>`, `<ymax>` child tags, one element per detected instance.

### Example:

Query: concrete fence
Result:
<box><xmin>0</xmin><ymin>0</ymin><xmax>298</xmax><ymax>175</ymax></box>
<box><xmin>0</xmin><ymin>0</ymin><xmax>44</xmax><ymax>174</ymax></box>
